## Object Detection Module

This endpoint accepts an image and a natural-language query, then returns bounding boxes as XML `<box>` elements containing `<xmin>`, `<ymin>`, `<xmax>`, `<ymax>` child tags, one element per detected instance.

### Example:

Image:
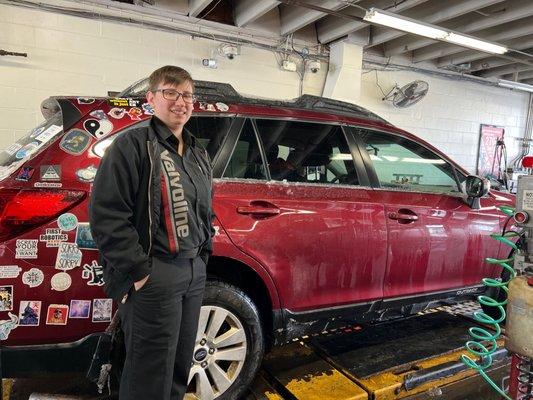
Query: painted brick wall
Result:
<box><xmin>1</xmin><ymin>4</ymin><xmax>530</xmax><ymax>174</ymax></box>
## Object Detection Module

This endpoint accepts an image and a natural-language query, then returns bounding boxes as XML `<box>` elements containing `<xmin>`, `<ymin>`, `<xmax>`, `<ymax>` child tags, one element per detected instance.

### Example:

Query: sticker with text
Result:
<box><xmin>15</xmin><ymin>240</ymin><xmax>38</xmax><ymax>259</ymax></box>
<box><xmin>55</xmin><ymin>242</ymin><xmax>82</xmax><ymax>271</ymax></box>
<box><xmin>40</xmin><ymin>165</ymin><xmax>61</xmax><ymax>181</ymax></box>
<box><xmin>57</xmin><ymin>213</ymin><xmax>78</xmax><ymax>231</ymax></box>
<box><xmin>108</xmin><ymin>98</ymin><xmax>140</xmax><ymax>107</ymax></box>
<box><xmin>34</xmin><ymin>182</ymin><xmax>63</xmax><ymax>188</ymax></box>
<box><xmin>15</xmin><ymin>166</ymin><xmax>35</xmax><ymax>181</ymax></box>
<box><xmin>19</xmin><ymin>300</ymin><xmax>41</xmax><ymax>327</ymax></box>
<box><xmin>34</xmin><ymin>125</ymin><xmax>62</xmax><ymax>143</ymax></box>
<box><xmin>0</xmin><ymin>265</ymin><xmax>22</xmax><ymax>279</ymax></box>
<box><xmin>39</xmin><ymin>228</ymin><xmax>68</xmax><ymax>247</ymax></box>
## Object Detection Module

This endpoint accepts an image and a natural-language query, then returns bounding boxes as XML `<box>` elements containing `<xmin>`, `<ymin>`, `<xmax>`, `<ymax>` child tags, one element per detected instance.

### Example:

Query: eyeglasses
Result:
<box><xmin>153</xmin><ymin>89</ymin><xmax>197</xmax><ymax>103</ymax></box>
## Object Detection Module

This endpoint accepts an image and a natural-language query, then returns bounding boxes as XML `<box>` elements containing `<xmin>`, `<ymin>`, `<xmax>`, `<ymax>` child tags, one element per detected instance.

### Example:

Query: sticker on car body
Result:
<box><xmin>34</xmin><ymin>182</ymin><xmax>62</xmax><ymax>188</ymax></box>
<box><xmin>15</xmin><ymin>166</ymin><xmax>35</xmax><ymax>181</ymax></box>
<box><xmin>59</xmin><ymin>129</ymin><xmax>92</xmax><ymax>155</ymax></box>
<box><xmin>0</xmin><ymin>265</ymin><xmax>22</xmax><ymax>279</ymax></box>
<box><xmin>0</xmin><ymin>313</ymin><xmax>18</xmax><ymax>340</ymax></box>
<box><xmin>83</xmin><ymin>118</ymin><xmax>113</xmax><ymax>139</ymax></box>
<box><xmin>46</xmin><ymin>304</ymin><xmax>69</xmax><ymax>325</ymax></box>
<box><xmin>108</xmin><ymin>108</ymin><xmax>126</xmax><ymax>119</ymax></box>
<box><xmin>89</xmin><ymin>110</ymin><xmax>108</xmax><ymax>120</ymax></box>
<box><xmin>22</xmin><ymin>268</ymin><xmax>44</xmax><ymax>288</ymax></box>
<box><xmin>75</xmin><ymin>223</ymin><xmax>96</xmax><ymax>249</ymax></box>
<box><xmin>40</xmin><ymin>165</ymin><xmax>61</xmax><ymax>181</ymax></box>
<box><xmin>82</xmin><ymin>261</ymin><xmax>104</xmax><ymax>286</ymax></box>
<box><xmin>15</xmin><ymin>142</ymin><xmax>39</xmax><ymax>159</ymax></box>
<box><xmin>55</xmin><ymin>242</ymin><xmax>82</xmax><ymax>271</ymax></box>
<box><xmin>92</xmin><ymin>298</ymin><xmax>112</xmax><ymax>322</ymax></box>
<box><xmin>57</xmin><ymin>213</ymin><xmax>78</xmax><ymax>231</ymax></box>
<box><xmin>76</xmin><ymin>166</ymin><xmax>97</xmax><ymax>183</ymax></box>
<box><xmin>19</xmin><ymin>300</ymin><xmax>41</xmax><ymax>327</ymax></box>
<box><xmin>0</xmin><ymin>285</ymin><xmax>13</xmax><ymax>311</ymax></box>
<box><xmin>15</xmin><ymin>239</ymin><xmax>38</xmax><ymax>259</ymax></box>
<box><xmin>39</xmin><ymin>228</ymin><xmax>68</xmax><ymax>247</ymax></box>
<box><xmin>4</xmin><ymin>143</ymin><xmax>22</xmax><ymax>156</ymax></box>
<box><xmin>77</xmin><ymin>98</ymin><xmax>95</xmax><ymax>105</ymax></box>
<box><xmin>69</xmin><ymin>300</ymin><xmax>91</xmax><ymax>319</ymax></box>
<box><xmin>34</xmin><ymin>125</ymin><xmax>62</xmax><ymax>143</ymax></box>
<box><xmin>51</xmin><ymin>272</ymin><xmax>72</xmax><ymax>291</ymax></box>
<box><xmin>108</xmin><ymin>98</ymin><xmax>140</xmax><ymax>107</ymax></box>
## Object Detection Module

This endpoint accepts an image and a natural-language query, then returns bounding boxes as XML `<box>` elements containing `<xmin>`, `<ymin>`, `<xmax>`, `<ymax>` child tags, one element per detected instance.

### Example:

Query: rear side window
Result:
<box><xmin>255</xmin><ymin>119</ymin><xmax>358</xmax><ymax>185</ymax></box>
<box><xmin>223</xmin><ymin>120</ymin><xmax>267</xmax><ymax>180</ymax></box>
<box><xmin>0</xmin><ymin>113</ymin><xmax>63</xmax><ymax>181</ymax></box>
<box><xmin>358</xmin><ymin>129</ymin><xmax>460</xmax><ymax>194</ymax></box>
<box><xmin>185</xmin><ymin>116</ymin><xmax>232</xmax><ymax>160</ymax></box>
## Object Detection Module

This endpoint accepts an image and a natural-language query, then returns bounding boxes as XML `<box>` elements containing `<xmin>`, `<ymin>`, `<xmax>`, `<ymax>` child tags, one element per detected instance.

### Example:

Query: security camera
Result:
<box><xmin>307</xmin><ymin>59</ymin><xmax>321</xmax><ymax>73</ymax></box>
<box><xmin>202</xmin><ymin>58</ymin><xmax>217</xmax><ymax>69</ymax></box>
<box><xmin>221</xmin><ymin>44</ymin><xmax>238</xmax><ymax>60</ymax></box>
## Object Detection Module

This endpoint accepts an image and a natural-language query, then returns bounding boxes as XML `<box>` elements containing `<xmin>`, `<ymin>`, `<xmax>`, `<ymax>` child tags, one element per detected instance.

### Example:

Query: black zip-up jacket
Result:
<box><xmin>89</xmin><ymin>118</ymin><xmax>213</xmax><ymax>300</ymax></box>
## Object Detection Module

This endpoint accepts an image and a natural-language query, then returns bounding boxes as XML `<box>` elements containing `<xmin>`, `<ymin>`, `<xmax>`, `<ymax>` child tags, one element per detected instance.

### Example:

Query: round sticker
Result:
<box><xmin>216</xmin><ymin>102</ymin><xmax>229</xmax><ymax>112</ymax></box>
<box><xmin>108</xmin><ymin>108</ymin><xmax>126</xmax><ymax>119</ymax></box>
<box><xmin>30</xmin><ymin>127</ymin><xmax>45</xmax><ymax>138</ymax></box>
<box><xmin>83</xmin><ymin>118</ymin><xmax>113</xmax><ymax>138</ymax></box>
<box><xmin>22</xmin><ymin>267</ymin><xmax>44</xmax><ymax>288</ymax></box>
<box><xmin>58</xmin><ymin>213</ymin><xmax>78</xmax><ymax>231</ymax></box>
<box><xmin>15</xmin><ymin>142</ymin><xmax>39</xmax><ymax>159</ymax></box>
<box><xmin>51</xmin><ymin>272</ymin><xmax>72</xmax><ymax>291</ymax></box>
<box><xmin>76</xmin><ymin>166</ymin><xmax>97</xmax><ymax>183</ymax></box>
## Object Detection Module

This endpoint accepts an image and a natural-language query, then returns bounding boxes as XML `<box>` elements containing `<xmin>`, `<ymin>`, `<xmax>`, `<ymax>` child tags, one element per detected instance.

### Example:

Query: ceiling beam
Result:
<box><xmin>503</xmin><ymin>69</ymin><xmax>533</xmax><ymax>81</ymax></box>
<box><xmin>438</xmin><ymin>36</ymin><xmax>533</xmax><ymax>67</ymax></box>
<box><xmin>279</xmin><ymin>0</ymin><xmax>347</xmax><ymax>36</ymax></box>
<box><xmin>522</xmin><ymin>79</ymin><xmax>533</xmax><ymax>85</ymax></box>
<box><xmin>234</xmin><ymin>0</ymin><xmax>280</xmax><ymax>27</ymax></box>
<box><xmin>469</xmin><ymin>57</ymin><xmax>513</xmax><ymax>72</ymax></box>
<box><xmin>412</xmin><ymin>18</ymin><xmax>533</xmax><ymax>63</ymax></box>
<box><xmin>316</xmin><ymin>0</ymin><xmax>427</xmax><ymax>44</ymax></box>
<box><xmin>384</xmin><ymin>0</ymin><xmax>533</xmax><ymax>56</ymax></box>
<box><xmin>479</xmin><ymin>63</ymin><xmax>533</xmax><ymax>78</ymax></box>
<box><xmin>368</xmin><ymin>0</ymin><xmax>505</xmax><ymax>48</ymax></box>
<box><xmin>188</xmin><ymin>0</ymin><xmax>213</xmax><ymax>17</ymax></box>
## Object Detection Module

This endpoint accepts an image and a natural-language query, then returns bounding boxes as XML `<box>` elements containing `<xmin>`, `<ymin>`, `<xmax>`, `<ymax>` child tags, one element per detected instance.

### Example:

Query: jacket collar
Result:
<box><xmin>151</xmin><ymin>116</ymin><xmax>195</xmax><ymax>147</ymax></box>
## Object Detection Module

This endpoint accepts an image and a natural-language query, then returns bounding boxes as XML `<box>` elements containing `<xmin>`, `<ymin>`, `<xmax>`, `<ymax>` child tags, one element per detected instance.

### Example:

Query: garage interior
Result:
<box><xmin>1</xmin><ymin>0</ymin><xmax>533</xmax><ymax>399</ymax></box>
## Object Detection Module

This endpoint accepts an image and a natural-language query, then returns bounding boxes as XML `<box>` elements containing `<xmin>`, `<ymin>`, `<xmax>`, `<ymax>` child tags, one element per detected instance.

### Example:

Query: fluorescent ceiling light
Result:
<box><xmin>363</xmin><ymin>8</ymin><xmax>508</xmax><ymax>55</ymax></box>
<box><xmin>498</xmin><ymin>79</ymin><xmax>533</xmax><ymax>93</ymax></box>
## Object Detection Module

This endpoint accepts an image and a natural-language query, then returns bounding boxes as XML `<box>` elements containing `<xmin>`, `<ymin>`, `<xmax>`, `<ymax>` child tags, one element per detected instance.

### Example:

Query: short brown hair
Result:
<box><xmin>148</xmin><ymin>65</ymin><xmax>194</xmax><ymax>93</ymax></box>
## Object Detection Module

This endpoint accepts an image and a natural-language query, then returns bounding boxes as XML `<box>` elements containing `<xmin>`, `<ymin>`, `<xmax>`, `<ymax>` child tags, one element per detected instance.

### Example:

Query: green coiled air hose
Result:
<box><xmin>461</xmin><ymin>205</ymin><xmax>519</xmax><ymax>400</ymax></box>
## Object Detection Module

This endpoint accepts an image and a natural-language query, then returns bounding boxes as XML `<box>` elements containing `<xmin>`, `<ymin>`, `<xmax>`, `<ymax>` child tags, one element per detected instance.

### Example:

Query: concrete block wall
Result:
<box><xmin>1</xmin><ymin>3</ymin><xmax>530</xmax><ymax>174</ymax></box>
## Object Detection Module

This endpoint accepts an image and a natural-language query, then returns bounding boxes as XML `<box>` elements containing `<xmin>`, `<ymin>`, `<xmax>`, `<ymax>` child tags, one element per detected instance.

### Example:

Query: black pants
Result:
<box><xmin>118</xmin><ymin>256</ymin><xmax>206</xmax><ymax>400</ymax></box>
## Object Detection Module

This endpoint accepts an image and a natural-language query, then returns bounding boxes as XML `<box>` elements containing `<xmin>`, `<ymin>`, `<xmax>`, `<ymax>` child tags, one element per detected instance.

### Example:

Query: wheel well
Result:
<box><xmin>206</xmin><ymin>256</ymin><xmax>274</xmax><ymax>346</ymax></box>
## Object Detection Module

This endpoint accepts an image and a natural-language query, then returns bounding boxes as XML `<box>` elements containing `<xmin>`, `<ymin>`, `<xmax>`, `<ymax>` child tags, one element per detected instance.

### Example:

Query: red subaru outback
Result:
<box><xmin>0</xmin><ymin>79</ymin><xmax>513</xmax><ymax>399</ymax></box>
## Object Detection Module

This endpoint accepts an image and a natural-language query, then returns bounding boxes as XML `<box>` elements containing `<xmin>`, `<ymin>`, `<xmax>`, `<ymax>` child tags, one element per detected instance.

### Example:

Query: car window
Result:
<box><xmin>185</xmin><ymin>116</ymin><xmax>232</xmax><ymax>160</ymax></box>
<box><xmin>223</xmin><ymin>120</ymin><xmax>267</xmax><ymax>180</ymax></box>
<box><xmin>255</xmin><ymin>119</ymin><xmax>358</xmax><ymax>185</ymax></box>
<box><xmin>0</xmin><ymin>113</ymin><xmax>63</xmax><ymax>181</ymax></box>
<box><xmin>357</xmin><ymin>129</ymin><xmax>460</xmax><ymax>194</ymax></box>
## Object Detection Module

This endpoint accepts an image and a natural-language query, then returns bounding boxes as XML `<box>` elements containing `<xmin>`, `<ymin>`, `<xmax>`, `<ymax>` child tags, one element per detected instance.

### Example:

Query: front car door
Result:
<box><xmin>354</xmin><ymin>128</ymin><xmax>506</xmax><ymax>300</ymax></box>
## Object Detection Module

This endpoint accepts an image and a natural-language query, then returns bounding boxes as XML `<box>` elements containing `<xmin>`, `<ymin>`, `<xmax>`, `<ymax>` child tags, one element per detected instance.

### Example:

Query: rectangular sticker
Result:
<box><xmin>39</xmin><ymin>228</ymin><xmax>68</xmax><ymax>247</ymax></box>
<box><xmin>0</xmin><ymin>285</ymin><xmax>13</xmax><ymax>311</ymax></box>
<box><xmin>69</xmin><ymin>300</ymin><xmax>91</xmax><ymax>319</ymax></box>
<box><xmin>55</xmin><ymin>242</ymin><xmax>82</xmax><ymax>270</ymax></box>
<box><xmin>19</xmin><ymin>300</ymin><xmax>42</xmax><ymax>326</ymax></box>
<box><xmin>75</xmin><ymin>223</ymin><xmax>97</xmax><ymax>249</ymax></box>
<box><xmin>522</xmin><ymin>190</ymin><xmax>533</xmax><ymax>211</ymax></box>
<box><xmin>15</xmin><ymin>240</ymin><xmax>38</xmax><ymax>259</ymax></box>
<box><xmin>34</xmin><ymin>125</ymin><xmax>62</xmax><ymax>143</ymax></box>
<box><xmin>92</xmin><ymin>298</ymin><xmax>112</xmax><ymax>322</ymax></box>
<box><xmin>46</xmin><ymin>304</ymin><xmax>69</xmax><ymax>325</ymax></box>
<box><xmin>0</xmin><ymin>265</ymin><xmax>22</xmax><ymax>279</ymax></box>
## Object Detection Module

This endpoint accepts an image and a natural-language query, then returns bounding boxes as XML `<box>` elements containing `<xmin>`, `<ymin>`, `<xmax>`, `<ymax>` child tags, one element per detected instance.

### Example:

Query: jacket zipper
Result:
<box><xmin>146</xmin><ymin>141</ymin><xmax>155</xmax><ymax>255</ymax></box>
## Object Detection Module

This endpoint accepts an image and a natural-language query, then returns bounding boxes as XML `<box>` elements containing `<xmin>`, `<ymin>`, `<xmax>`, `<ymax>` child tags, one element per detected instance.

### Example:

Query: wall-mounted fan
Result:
<box><xmin>383</xmin><ymin>80</ymin><xmax>429</xmax><ymax>108</ymax></box>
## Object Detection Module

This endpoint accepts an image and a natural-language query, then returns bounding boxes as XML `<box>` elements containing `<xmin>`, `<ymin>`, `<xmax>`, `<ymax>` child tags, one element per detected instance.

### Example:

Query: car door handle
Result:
<box><xmin>388</xmin><ymin>212</ymin><xmax>419</xmax><ymax>222</ymax></box>
<box><xmin>237</xmin><ymin>206</ymin><xmax>280</xmax><ymax>216</ymax></box>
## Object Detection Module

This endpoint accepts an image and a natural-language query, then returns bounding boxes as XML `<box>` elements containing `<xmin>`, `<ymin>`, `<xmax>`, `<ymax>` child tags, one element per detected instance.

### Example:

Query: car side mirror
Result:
<box><xmin>465</xmin><ymin>175</ymin><xmax>490</xmax><ymax>209</ymax></box>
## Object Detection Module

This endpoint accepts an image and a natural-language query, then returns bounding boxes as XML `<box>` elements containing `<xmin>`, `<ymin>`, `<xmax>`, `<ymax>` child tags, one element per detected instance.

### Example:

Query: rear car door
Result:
<box><xmin>353</xmin><ymin>127</ymin><xmax>504</xmax><ymax>300</ymax></box>
<box><xmin>214</xmin><ymin>118</ymin><xmax>388</xmax><ymax>314</ymax></box>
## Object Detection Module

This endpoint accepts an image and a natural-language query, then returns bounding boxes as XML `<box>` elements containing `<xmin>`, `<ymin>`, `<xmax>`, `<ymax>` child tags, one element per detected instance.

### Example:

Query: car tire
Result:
<box><xmin>186</xmin><ymin>280</ymin><xmax>264</xmax><ymax>400</ymax></box>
